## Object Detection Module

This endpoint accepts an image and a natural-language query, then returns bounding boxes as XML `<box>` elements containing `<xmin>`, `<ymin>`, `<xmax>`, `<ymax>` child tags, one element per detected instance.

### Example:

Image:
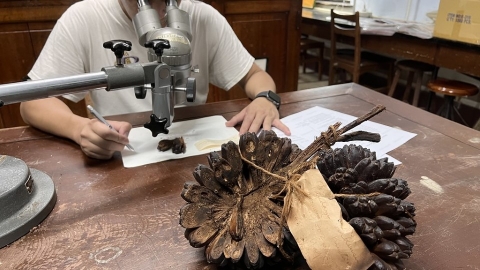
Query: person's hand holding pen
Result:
<box><xmin>76</xmin><ymin>105</ymin><xmax>134</xmax><ymax>160</ymax></box>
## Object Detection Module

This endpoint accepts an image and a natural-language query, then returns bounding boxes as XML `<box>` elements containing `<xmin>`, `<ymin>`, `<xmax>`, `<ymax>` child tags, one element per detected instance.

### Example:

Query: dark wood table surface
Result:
<box><xmin>302</xmin><ymin>8</ymin><xmax>480</xmax><ymax>79</ymax></box>
<box><xmin>1</xmin><ymin>83</ymin><xmax>480</xmax><ymax>269</ymax></box>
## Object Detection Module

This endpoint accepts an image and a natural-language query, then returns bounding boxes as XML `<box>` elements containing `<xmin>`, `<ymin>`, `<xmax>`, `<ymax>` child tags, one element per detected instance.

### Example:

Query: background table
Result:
<box><xmin>1</xmin><ymin>83</ymin><xmax>479</xmax><ymax>269</ymax></box>
<box><xmin>302</xmin><ymin>9</ymin><xmax>480</xmax><ymax>79</ymax></box>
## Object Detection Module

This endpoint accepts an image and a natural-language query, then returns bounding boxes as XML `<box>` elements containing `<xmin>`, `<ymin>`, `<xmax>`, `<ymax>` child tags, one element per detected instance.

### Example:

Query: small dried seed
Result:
<box><xmin>172</xmin><ymin>137</ymin><xmax>186</xmax><ymax>154</ymax></box>
<box><xmin>158</xmin><ymin>137</ymin><xmax>186</xmax><ymax>154</ymax></box>
<box><xmin>158</xmin><ymin>139</ymin><xmax>174</xmax><ymax>151</ymax></box>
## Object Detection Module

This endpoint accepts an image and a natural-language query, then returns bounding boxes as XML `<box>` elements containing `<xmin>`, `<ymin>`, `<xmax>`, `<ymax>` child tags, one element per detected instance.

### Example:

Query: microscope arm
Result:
<box><xmin>0</xmin><ymin>72</ymin><xmax>108</xmax><ymax>106</ymax></box>
<box><xmin>0</xmin><ymin>61</ymin><xmax>160</xmax><ymax>106</ymax></box>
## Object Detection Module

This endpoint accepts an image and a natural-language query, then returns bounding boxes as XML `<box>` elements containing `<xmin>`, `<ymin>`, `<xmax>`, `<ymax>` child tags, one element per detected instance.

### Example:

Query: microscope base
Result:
<box><xmin>0</xmin><ymin>156</ymin><xmax>57</xmax><ymax>248</ymax></box>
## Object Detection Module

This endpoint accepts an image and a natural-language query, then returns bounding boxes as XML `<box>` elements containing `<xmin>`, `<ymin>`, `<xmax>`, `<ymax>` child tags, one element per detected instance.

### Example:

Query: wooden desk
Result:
<box><xmin>1</xmin><ymin>84</ymin><xmax>480</xmax><ymax>269</ymax></box>
<box><xmin>302</xmin><ymin>9</ymin><xmax>480</xmax><ymax>78</ymax></box>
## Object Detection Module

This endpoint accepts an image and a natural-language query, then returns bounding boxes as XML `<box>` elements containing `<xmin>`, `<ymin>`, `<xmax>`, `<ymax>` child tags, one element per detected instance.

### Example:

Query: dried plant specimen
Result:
<box><xmin>157</xmin><ymin>139</ymin><xmax>174</xmax><ymax>151</ymax></box>
<box><xmin>179</xmin><ymin>105</ymin><xmax>417</xmax><ymax>269</ymax></box>
<box><xmin>157</xmin><ymin>137</ymin><xmax>186</xmax><ymax>154</ymax></box>
<box><xmin>172</xmin><ymin>137</ymin><xmax>186</xmax><ymax>154</ymax></box>
<box><xmin>317</xmin><ymin>144</ymin><xmax>416</xmax><ymax>269</ymax></box>
<box><xmin>180</xmin><ymin>133</ymin><xmax>300</xmax><ymax>269</ymax></box>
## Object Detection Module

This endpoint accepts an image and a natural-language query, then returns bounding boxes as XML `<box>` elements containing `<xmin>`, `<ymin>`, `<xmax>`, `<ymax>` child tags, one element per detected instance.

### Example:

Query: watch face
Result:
<box><xmin>267</xmin><ymin>91</ymin><xmax>281</xmax><ymax>104</ymax></box>
<box><xmin>256</xmin><ymin>91</ymin><xmax>280</xmax><ymax>109</ymax></box>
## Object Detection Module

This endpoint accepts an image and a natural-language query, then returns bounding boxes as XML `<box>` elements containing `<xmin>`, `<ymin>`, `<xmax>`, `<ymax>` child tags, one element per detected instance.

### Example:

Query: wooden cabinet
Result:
<box><xmin>0</xmin><ymin>23</ymin><xmax>36</xmax><ymax>128</ymax></box>
<box><xmin>204</xmin><ymin>0</ymin><xmax>302</xmax><ymax>103</ymax></box>
<box><xmin>0</xmin><ymin>1</ymin><xmax>84</xmax><ymax>129</ymax></box>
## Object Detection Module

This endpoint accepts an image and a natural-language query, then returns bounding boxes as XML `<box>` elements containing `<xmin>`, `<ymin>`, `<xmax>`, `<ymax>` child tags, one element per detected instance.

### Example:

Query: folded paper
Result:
<box><xmin>121</xmin><ymin>115</ymin><xmax>239</xmax><ymax>168</ymax></box>
<box><xmin>287</xmin><ymin>169</ymin><xmax>374</xmax><ymax>270</ymax></box>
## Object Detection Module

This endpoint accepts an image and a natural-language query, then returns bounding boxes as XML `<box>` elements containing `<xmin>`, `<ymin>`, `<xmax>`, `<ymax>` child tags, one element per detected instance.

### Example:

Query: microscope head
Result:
<box><xmin>131</xmin><ymin>0</ymin><xmax>196</xmax><ymax>136</ymax></box>
<box><xmin>133</xmin><ymin>0</ymin><xmax>192</xmax><ymax>64</ymax></box>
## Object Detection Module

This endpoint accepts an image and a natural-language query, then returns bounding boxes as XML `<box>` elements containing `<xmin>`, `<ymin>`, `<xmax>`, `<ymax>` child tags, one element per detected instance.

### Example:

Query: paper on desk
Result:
<box><xmin>121</xmin><ymin>115</ymin><xmax>239</xmax><ymax>168</ymax></box>
<box><xmin>323</xmin><ymin>16</ymin><xmax>433</xmax><ymax>38</ymax></box>
<box><xmin>272</xmin><ymin>106</ymin><xmax>417</xmax><ymax>165</ymax></box>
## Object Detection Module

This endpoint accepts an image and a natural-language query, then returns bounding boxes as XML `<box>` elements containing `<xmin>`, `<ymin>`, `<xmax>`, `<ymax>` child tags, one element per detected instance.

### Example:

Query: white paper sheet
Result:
<box><xmin>272</xmin><ymin>106</ymin><xmax>417</xmax><ymax>165</ymax></box>
<box><xmin>121</xmin><ymin>115</ymin><xmax>239</xmax><ymax>168</ymax></box>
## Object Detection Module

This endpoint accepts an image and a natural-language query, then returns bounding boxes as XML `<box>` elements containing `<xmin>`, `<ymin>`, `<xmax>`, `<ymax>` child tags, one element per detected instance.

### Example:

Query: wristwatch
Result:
<box><xmin>255</xmin><ymin>90</ymin><xmax>281</xmax><ymax>109</ymax></box>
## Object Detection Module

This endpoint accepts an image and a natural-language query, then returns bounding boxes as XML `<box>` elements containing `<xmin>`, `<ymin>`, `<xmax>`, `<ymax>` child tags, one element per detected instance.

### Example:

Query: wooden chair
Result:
<box><xmin>426</xmin><ymin>78</ymin><xmax>479</xmax><ymax>125</ymax></box>
<box><xmin>388</xmin><ymin>60</ymin><xmax>436</xmax><ymax>107</ymax></box>
<box><xmin>328</xmin><ymin>10</ymin><xmax>394</xmax><ymax>89</ymax></box>
<box><xmin>300</xmin><ymin>36</ymin><xmax>325</xmax><ymax>80</ymax></box>
<box><xmin>474</xmin><ymin>117</ymin><xmax>480</xmax><ymax>131</ymax></box>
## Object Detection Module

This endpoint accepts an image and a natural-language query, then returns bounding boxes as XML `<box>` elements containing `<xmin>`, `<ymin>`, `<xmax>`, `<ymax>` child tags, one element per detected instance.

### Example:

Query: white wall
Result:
<box><xmin>355</xmin><ymin>0</ymin><xmax>441</xmax><ymax>23</ymax></box>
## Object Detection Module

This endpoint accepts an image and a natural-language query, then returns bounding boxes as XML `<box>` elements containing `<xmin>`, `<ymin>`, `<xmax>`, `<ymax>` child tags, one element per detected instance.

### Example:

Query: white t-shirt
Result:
<box><xmin>28</xmin><ymin>0</ymin><xmax>254</xmax><ymax>116</ymax></box>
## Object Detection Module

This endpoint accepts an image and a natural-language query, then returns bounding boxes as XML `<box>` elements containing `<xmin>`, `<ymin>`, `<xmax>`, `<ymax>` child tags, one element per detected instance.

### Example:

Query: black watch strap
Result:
<box><xmin>255</xmin><ymin>90</ymin><xmax>281</xmax><ymax>109</ymax></box>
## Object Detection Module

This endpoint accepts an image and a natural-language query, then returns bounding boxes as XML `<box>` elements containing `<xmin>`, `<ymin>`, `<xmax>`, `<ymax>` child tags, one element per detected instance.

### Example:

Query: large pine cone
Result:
<box><xmin>317</xmin><ymin>145</ymin><xmax>416</xmax><ymax>270</ymax></box>
<box><xmin>180</xmin><ymin>131</ymin><xmax>303</xmax><ymax>269</ymax></box>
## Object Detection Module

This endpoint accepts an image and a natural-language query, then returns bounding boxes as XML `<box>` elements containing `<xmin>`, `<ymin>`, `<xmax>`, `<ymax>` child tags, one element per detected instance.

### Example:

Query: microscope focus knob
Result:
<box><xmin>134</xmin><ymin>86</ymin><xmax>147</xmax><ymax>99</ymax></box>
<box><xmin>144</xmin><ymin>114</ymin><xmax>169</xmax><ymax>137</ymax></box>
<box><xmin>103</xmin><ymin>40</ymin><xmax>132</xmax><ymax>65</ymax></box>
<box><xmin>144</xmin><ymin>39</ymin><xmax>171</xmax><ymax>58</ymax></box>
<box><xmin>186</xmin><ymin>77</ymin><xmax>196</xmax><ymax>102</ymax></box>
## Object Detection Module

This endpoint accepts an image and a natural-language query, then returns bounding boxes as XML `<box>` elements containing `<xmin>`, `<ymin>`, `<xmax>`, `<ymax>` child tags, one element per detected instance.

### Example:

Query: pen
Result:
<box><xmin>86</xmin><ymin>105</ymin><xmax>135</xmax><ymax>151</ymax></box>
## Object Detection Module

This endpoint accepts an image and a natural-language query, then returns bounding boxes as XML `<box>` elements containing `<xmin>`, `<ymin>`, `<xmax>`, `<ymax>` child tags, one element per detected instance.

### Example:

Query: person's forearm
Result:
<box><xmin>240</xmin><ymin>64</ymin><xmax>276</xmax><ymax>99</ymax></box>
<box><xmin>20</xmin><ymin>97</ymin><xmax>89</xmax><ymax>144</ymax></box>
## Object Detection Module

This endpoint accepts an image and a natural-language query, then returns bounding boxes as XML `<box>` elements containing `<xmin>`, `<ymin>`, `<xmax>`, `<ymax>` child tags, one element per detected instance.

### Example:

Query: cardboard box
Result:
<box><xmin>303</xmin><ymin>0</ymin><xmax>315</xmax><ymax>9</ymax></box>
<box><xmin>433</xmin><ymin>0</ymin><xmax>480</xmax><ymax>45</ymax></box>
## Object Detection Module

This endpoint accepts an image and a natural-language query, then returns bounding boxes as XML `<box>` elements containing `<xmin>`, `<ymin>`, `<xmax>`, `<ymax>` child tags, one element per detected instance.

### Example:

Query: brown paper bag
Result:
<box><xmin>287</xmin><ymin>169</ymin><xmax>374</xmax><ymax>270</ymax></box>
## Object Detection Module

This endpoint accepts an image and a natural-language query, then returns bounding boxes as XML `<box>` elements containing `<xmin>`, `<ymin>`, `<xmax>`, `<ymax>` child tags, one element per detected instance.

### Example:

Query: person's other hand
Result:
<box><xmin>78</xmin><ymin>119</ymin><xmax>132</xmax><ymax>159</ymax></box>
<box><xmin>225</xmin><ymin>98</ymin><xmax>291</xmax><ymax>136</ymax></box>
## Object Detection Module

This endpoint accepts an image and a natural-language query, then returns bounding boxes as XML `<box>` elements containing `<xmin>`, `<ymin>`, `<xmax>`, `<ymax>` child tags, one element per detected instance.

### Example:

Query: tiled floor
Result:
<box><xmin>297</xmin><ymin>69</ymin><xmax>329</xmax><ymax>90</ymax></box>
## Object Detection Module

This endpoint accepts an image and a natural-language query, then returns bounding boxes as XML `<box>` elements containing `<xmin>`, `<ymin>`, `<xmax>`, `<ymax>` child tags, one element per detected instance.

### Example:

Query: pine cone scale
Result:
<box><xmin>179</xmin><ymin>203</ymin><xmax>212</xmax><ymax>229</ymax></box>
<box><xmin>187</xmin><ymin>221</ymin><xmax>219</xmax><ymax>248</ymax></box>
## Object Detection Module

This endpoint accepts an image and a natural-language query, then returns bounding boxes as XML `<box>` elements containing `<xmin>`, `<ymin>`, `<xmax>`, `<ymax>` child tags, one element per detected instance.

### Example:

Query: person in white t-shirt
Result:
<box><xmin>20</xmin><ymin>0</ymin><xmax>291</xmax><ymax>159</ymax></box>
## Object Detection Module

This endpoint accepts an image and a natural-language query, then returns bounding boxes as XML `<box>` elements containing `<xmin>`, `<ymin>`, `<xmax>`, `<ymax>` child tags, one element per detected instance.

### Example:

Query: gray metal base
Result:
<box><xmin>0</xmin><ymin>156</ymin><xmax>56</xmax><ymax>248</ymax></box>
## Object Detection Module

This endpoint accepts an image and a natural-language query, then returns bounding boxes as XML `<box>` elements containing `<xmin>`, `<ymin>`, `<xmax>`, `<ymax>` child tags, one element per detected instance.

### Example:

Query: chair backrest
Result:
<box><xmin>329</xmin><ymin>10</ymin><xmax>361</xmax><ymax>70</ymax></box>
